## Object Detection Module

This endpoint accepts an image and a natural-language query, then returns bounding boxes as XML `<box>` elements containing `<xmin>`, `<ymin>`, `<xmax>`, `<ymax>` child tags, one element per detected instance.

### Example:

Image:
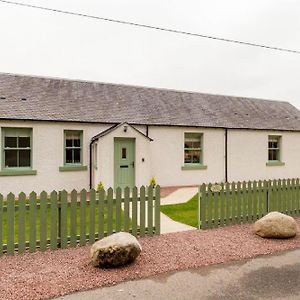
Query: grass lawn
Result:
<box><xmin>2</xmin><ymin>202</ymin><xmax>127</xmax><ymax>245</ymax></box>
<box><xmin>161</xmin><ymin>186</ymin><xmax>299</xmax><ymax>228</ymax></box>
<box><xmin>161</xmin><ymin>193</ymin><xmax>199</xmax><ymax>227</ymax></box>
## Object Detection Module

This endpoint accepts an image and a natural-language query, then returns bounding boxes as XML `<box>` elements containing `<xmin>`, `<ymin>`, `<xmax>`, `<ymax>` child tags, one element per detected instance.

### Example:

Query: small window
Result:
<box><xmin>2</xmin><ymin>128</ymin><xmax>32</xmax><ymax>169</ymax></box>
<box><xmin>64</xmin><ymin>130</ymin><xmax>83</xmax><ymax>165</ymax></box>
<box><xmin>268</xmin><ymin>136</ymin><xmax>281</xmax><ymax>161</ymax></box>
<box><xmin>121</xmin><ymin>148</ymin><xmax>127</xmax><ymax>159</ymax></box>
<box><xmin>184</xmin><ymin>133</ymin><xmax>203</xmax><ymax>164</ymax></box>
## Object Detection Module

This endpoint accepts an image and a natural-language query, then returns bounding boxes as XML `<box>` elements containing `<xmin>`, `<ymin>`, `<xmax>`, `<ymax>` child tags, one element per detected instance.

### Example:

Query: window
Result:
<box><xmin>184</xmin><ymin>133</ymin><xmax>203</xmax><ymax>165</ymax></box>
<box><xmin>268</xmin><ymin>136</ymin><xmax>281</xmax><ymax>161</ymax></box>
<box><xmin>2</xmin><ymin>128</ymin><xmax>32</xmax><ymax>169</ymax></box>
<box><xmin>64</xmin><ymin>130</ymin><xmax>82</xmax><ymax>165</ymax></box>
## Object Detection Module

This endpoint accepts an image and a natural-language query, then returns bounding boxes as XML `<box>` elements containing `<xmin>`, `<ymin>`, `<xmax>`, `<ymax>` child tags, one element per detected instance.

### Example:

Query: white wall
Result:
<box><xmin>95</xmin><ymin>124</ymin><xmax>151</xmax><ymax>188</ymax></box>
<box><xmin>228</xmin><ymin>129</ymin><xmax>300</xmax><ymax>182</ymax></box>
<box><xmin>0</xmin><ymin>120</ymin><xmax>110</xmax><ymax>195</ymax></box>
<box><xmin>149</xmin><ymin>126</ymin><xmax>226</xmax><ymax>186</ymax></box>
<box><xmin>0</xmin><ymin>120</ymin><xmax>299</xmax><ymax>196</ymax></box>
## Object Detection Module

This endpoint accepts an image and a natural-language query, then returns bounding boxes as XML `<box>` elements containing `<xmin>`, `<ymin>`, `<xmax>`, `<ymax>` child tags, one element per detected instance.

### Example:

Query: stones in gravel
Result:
<box><xmin>90</xmin><ymin>232</ymin><xmax>142</xmax><ymax>268</ymax></box>
<box><xmin>254</xmin><ymin>211</ymin><xmax>298</xmax><ymax>238</ymax></box>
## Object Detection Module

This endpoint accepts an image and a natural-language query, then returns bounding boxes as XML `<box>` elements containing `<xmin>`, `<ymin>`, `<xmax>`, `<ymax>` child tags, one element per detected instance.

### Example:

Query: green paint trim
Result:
<box><xmin>59</xmin><ymin>165</ymin><xmax>88</xmax><ymax>172</ymax></box>
<box><xmin>0</xmin><ymin>169</ymin><xmax>37</xmax><ymax>176</ymax></box>
<box><xmin>63</xmin><ymin>130</ymin><xmax>83</xmax><ymax>165</ymax></box>
<box><xmin>266</xmin><ymin>161</ymin><xmax>285</xmax><ymax>166</ymax></box>
<box><xmin>181</xmin><ymin>164</ymin><xmax>207</xmax><ymax>170</ymax></box>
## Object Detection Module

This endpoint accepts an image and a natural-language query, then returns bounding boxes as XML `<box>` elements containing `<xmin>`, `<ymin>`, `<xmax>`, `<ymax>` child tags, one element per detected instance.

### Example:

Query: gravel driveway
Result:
<box><xmin>1</xmin><ymin>219</ymin><xmax>300</xmax><ymax>300</ymax></box>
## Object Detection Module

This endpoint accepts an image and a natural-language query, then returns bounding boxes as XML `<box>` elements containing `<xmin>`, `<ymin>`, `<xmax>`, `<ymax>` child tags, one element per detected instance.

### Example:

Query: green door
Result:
<box><xmin>114</xmin><ymin>138</ymin><xmax>135</xmax><ymax>189</ymax></box>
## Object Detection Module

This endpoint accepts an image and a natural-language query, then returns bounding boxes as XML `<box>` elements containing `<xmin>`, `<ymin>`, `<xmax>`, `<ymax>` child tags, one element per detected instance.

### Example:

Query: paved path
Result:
<box><xmin>161</xmin><ymin>187</ymin><xmax>198</xmax><ymax>205</ymax></box>
<box><xmin>57</xmin><ymin>248</ymin><xmax>300</xmax><ymax>300</ymax></box>
<box><xmin>160</xmin><ymin>187</ymin><xmax>197</xmax><ymax>234</ymax></box>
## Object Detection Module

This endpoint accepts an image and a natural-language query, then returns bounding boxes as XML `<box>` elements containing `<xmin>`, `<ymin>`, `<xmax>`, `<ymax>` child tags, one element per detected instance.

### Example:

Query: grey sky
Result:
<box><xmin>0</xmin><ymin>0</ymin><xmax>299</xmax><ymax>109</ymax></box>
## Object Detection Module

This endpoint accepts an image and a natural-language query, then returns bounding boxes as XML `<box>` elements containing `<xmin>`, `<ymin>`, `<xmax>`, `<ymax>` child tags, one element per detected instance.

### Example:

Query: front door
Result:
<box><xmin>114</xmin><ymin>138</ymin><xmax>135</xmax><ymax>189</ymax></box>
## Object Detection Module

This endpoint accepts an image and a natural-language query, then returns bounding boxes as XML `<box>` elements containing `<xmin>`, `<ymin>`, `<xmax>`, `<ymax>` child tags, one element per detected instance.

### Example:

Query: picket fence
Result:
<box><xmin>199</xmin><ymin>178</ymin><xmax>300</xmax><ymax>229</ymax></box>
<box><xmin>0</xmin><ymin>185</ymin><xmax>160</xmax><ymax>255</ymax></box>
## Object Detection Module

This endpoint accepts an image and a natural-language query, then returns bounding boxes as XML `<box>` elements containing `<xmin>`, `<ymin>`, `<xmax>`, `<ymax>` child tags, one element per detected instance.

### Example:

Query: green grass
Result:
<box><xmin>161</xmin><ymin>187</ymin><xmax>300</xmax><ymax>228</ymax></box>
<box><xmin>161</xmin><ymin>194</ymin><xmax>199</xmax><ymax>227</ymax></box>
<box><xmin>2</xmin><ymin>202</ymin><xmax>127</xmax><ymax>245</ymax></box>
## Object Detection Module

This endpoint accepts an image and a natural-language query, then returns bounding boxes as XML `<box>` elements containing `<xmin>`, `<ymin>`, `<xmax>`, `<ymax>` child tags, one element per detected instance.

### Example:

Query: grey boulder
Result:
<box><xmin>90</xmin><ymin>232</ymin><xmax>142</xmax><ymax>267</ymax></box>
<box><xmin>254</xmin><ymin>211</ymin><xmax>298</xmax><ymax>238</ymax></box>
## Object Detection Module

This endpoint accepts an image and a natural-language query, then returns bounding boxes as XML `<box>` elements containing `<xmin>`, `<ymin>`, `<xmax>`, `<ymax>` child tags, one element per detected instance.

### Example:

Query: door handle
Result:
<box><xmin>131</xmin><ymin>161</ymin><xmax>135</xmax><ymax>168</ymax></box>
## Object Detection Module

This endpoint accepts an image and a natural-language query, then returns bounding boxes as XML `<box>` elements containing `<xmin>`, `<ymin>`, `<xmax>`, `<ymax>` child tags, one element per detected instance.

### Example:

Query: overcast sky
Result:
<box><xmin>0</xmin><ymin>0</ymin><xmax>299</xmax><ymax>109</ymax></box>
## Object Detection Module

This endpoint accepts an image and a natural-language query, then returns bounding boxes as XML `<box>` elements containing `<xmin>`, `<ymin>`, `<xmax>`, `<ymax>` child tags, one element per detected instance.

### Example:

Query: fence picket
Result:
<box><xmin>80</xmin><ymin>189</ymin><xmax>87</xmax><ymax>246</ymax></box>
<box><xmin>60</xmin><ymin>190</ymin><xmax>68</xmax><ymax>248</ymax></box>
<box><xmin>200</xmin><ymin>184</ymin><xmax>207</xmax><ymax>229</ymax></box>
<box><xmin>253</xmin><ymin>181</ymin><xmax>257</xmax><ymax>221</ymax></box>
<box><xmin>107</xmin><ymin>188</ymin><xmax>113</xmax><ymax>235</ymax></box>
<box><xmin>140</xmin><ymin>186</ymin><xmax>146</xmax><ymax>236</ymax></box>
<box><xmin>286</xmin><ymin>179</ymin><xmax>291</xmax><ymax>214</ymax></box>
<box><xmin>39</xmin><ymin>191</ymin><xmax>47</xmax><ymax>251</ymax></box>
<box><xmin>213</xmin><ymin>190</ymin><xmax>217</xmax><ymax>227</ymax></box>
<box><xmin>89</xmin><ymin>189</ymin><xmax>96</xmax><ymax>244</ymax></box>
<box><xmin>70</xmin><ymin>190</ymin><xmax>77</xmax><ymax>247</ymax></box>
<box><xmin>98</xmin><ymin>189</ymin><xmax>105</xmax><ymax>240</ymax></box>
<box><xmin>242</xmin><ymin>181</ymin><xmax>247</xmax><ymax>223</ymax></box>
<box><xmin>207</xmin><ymin>184</ymin><xmax>213</xmax><ymax>228</ymax></box>
<box><xmin>220</xmin><ymin>183</ymin><xmax>225</xmax><ymax>226</ymax></box>
<box><xmin>155</xmin><ymin>185</ymin><xmax>161</xmax><ymax>235</ymax></box>
<box><xmin>115</xmin><ymin>187</ymin><xmax>122</xmax><ymax>233</ymax></box>
<box><xmin>147</xmin><ymin>186</ymin><xmax>153</xmax><ymax>235</ymax></box>
<box><xmin>236</xmin><ymin>181</ymin><xmax>242</xmax><ymax>224</ymax></box>
<box><xmin>18</xmin><ymin>192</ymin><xmax>26</xmax><ymax>254</ymax></box>
<box><xmin>283</xmin><ymin>179</ymin><xmax>288</xmax><ymax>214</ymax></box>
<box><xmin>50</xmin><ymin>191</ymin><xmax>58</xmax><ymax>250</ymax></box>
<box><xmin>231</xmin><ymin>182</ymin><xmax>237</xmax><ymax>224</ymax></box>
<box><xmin>124</xmin><ymin>187</ymin><xmax>130</xmax><ymax>232</ymax></box>
<box><xmin>7</xmin><ymin>193</ymin><xmax>15</xmax><ymax>255</ymax></box>
<box><xmin>278</xmin><ymin>179</ymin><xmax>282</xmax><ymax>213</ymax></box>
<box><xmin>132</xmin><ymin>187</ymin><xmax>138</xmax><ymax>236</ymax></box>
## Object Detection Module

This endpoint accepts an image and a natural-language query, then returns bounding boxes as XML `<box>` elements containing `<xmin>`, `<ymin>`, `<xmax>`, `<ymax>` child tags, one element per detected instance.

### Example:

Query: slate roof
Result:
<box><xmin>0</xmin><ymin>72</ymin><xmax>299</xmax><ymax>131</ymax></box>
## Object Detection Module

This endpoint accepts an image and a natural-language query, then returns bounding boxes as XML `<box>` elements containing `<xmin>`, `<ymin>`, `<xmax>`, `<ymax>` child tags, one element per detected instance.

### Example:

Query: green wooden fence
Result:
<box><xmin>199</xmin><ymin>179</ymin><xmax>300</xmax><ymax>229</ymax></box>
<box><xmin>0</xmin><ymin>185</ymin><xmax>160</xmax><ymax>256</ymax></box>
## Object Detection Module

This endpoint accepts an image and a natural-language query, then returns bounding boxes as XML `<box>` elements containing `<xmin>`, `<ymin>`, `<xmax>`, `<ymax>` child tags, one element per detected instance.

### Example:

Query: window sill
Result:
<box><xmin>59</xmin><ymin>165</ymin><xmax>88</xmax><ymax>172</ymax></box>
<box><xmin>266</xmin><ymin>161</ymin><xmax>285</xmax><ymax>167</ymax></box>
<box><xmin>0</xmin><ymin>169</ymin><xmax>37</xmax><ymax>176</ymax></box>
<box><xmin>181</xmin><ymin>164</ymin><xmax>207</xmax><ymax>170</ymax></box>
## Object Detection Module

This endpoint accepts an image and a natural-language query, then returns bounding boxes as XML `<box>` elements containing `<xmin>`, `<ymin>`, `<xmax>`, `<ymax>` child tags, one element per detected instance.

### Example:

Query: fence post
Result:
<box><xmin>266</xmin><ymin>181</ymin><xmax>270</xmax><ymax>213</ymax></box>
<box><xmin>57</xmin><ymin>191</ymin><xmax>62</xmax><ymax>248</ymax></box>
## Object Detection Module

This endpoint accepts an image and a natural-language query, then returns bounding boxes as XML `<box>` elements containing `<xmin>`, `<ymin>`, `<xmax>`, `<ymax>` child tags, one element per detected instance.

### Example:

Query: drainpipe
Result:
<box><xmin>225</xmin><ymin>128</ymin><xmax>228</xmax><ymax>182</ymax></box>
<box><xmin>146</xmin><ymin>125</ymin><xmax>149</xmax><ymax>137</ymax></box>
<box><xmin>89</xmin><ymin>140</ymin><xmax>95</xmax><ymax>189</ymax></box>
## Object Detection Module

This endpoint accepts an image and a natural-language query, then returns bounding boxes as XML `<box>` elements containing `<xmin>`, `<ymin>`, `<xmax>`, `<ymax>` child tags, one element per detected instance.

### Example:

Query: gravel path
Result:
<box><xmin>1</xmin><ymin>219</ymin><xmax>300</xmax><ymax>300</ymax></box>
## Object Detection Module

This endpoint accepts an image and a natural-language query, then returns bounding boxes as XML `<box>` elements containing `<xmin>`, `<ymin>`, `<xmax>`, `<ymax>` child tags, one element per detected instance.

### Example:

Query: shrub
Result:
<box><xmin>97</xmin><ymin>181</ymin><xmax>105</xmax><ymax>191</ymax></box>
<box><xmin>149</xmin><ymin>176</ymin><xmax>157</xmax><ymax>188</ymax></box>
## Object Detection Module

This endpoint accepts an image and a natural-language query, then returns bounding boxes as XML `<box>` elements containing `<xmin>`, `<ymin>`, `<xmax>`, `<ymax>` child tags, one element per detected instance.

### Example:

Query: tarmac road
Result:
<box><xmin>58</xmin><ymin>248</ymin><xmax>300</xmax><ymax>300</ymax></box>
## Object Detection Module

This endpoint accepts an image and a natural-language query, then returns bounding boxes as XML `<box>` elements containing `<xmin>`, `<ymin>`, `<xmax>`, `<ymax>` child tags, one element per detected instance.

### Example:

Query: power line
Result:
<box><xmin>1</xmin><ymin>0</ymin><xmax>300</xmax><ymax>55</ymax></box>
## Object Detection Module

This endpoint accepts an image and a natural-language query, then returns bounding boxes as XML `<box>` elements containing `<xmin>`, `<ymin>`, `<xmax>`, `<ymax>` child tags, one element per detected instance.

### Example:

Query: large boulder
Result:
<box><xmin>90</xmin><ymin>232</ymin><xmax>142</xmax><ymax>267</ymax></box>
<box><xmin>253</xmin><ymin>212</ymin><xmax>298</xmax><ymax>238</ymax></box>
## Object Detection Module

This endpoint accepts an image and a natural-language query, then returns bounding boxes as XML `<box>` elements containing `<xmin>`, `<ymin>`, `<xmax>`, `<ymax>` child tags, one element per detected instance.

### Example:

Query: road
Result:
<box><xmin>57</xmin><ymin>248</ymin><xmax>300</xmax><ymax>300</ymax></box>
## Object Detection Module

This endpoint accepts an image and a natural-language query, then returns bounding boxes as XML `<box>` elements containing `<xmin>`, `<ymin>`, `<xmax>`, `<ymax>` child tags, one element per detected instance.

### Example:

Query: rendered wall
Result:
<box><xmin>0</xmin><ymin>120</ymin><xmax>110</xmax><ymax>195</ymax></box>
<box><xmin>148</xmin><ymin>126</ymin><xmax>226</xmax><ymax>186</ymax></box>
<box><xmin>227</xmin><ymin>130</ymin><xmax>300</xmax><ymax>182</ymax></box>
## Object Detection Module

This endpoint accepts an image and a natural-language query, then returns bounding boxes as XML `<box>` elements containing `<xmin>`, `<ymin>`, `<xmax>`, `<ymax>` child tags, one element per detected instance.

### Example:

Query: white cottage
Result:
<box><xmin>0</xmin><ymin>73</ymin><xmax>299</xmax><ymax>195</ymax></box>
